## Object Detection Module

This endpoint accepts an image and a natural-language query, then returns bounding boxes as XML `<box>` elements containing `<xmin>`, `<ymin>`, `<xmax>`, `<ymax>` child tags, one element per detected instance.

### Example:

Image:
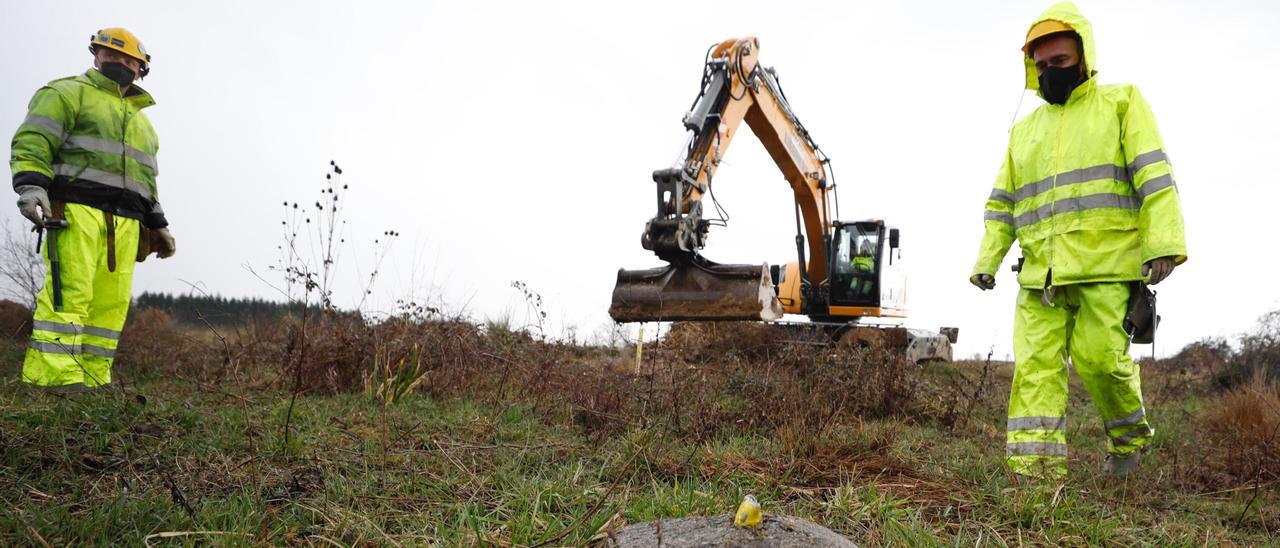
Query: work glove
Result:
<box><xmin>15</xmin><ymin>185</ymin><xmax>50</xmax><ymax>225</ymax></box>
<box><xmin>151</xmin><ymin>227</ymin><xmax>176</xmax><ymax>258</ymax></box>
<box><xmin>970</xmin><ymin>273</ymin><xmax>995</xmax><ymax>291</ymax></box>
<box><xmin>1143</xmin><ymin>257</ymin><xmax>1176</xmax><ymax>285</ymax></box>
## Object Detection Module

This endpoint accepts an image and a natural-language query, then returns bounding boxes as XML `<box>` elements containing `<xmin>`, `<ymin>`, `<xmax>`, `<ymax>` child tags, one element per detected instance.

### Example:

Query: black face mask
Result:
<box><xmin>1038</xmin><ymin>64</ymin><xmax>1083</xmax><ymax>105</ymax></box>
<box><xmin>99</xmin><ymin>62</ymin><xmax>136</xmax><ymax>87</ymax></box>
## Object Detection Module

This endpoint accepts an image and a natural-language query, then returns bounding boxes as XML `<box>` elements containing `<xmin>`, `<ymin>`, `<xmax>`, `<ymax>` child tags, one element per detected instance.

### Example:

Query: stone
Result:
<box><xmin>605</xmin><ymin>513</ymin><xmax>857</xmax><ymax>547</ymax></box>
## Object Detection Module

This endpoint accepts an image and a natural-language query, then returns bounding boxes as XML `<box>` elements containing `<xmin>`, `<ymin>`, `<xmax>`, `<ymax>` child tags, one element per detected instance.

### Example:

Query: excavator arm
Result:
<box><xmin>611</xmin><ymin>37</ymin><xmax>837</xmax><ymax>322</ymax></box>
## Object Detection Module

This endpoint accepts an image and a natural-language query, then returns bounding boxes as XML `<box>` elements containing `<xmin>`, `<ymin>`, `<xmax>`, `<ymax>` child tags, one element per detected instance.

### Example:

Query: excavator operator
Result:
<box><xmin>851</xmin><ymin>241</ymin><xmax>876</xmax><ymax>298</ymax></box>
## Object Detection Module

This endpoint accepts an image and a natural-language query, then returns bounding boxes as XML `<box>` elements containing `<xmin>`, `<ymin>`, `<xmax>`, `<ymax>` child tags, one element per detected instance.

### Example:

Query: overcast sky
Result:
<box><xmin>4</xmin><ymin>0</ymin><xmax>1277</xmax><ymax>358</ymax></box>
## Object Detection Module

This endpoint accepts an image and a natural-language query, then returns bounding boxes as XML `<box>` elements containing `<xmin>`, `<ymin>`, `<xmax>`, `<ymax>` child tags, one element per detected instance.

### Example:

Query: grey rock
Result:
<box><xmin>604</xmin><ymin>513</ymin><xmax>856</xmax><ymax>547</ymax></box>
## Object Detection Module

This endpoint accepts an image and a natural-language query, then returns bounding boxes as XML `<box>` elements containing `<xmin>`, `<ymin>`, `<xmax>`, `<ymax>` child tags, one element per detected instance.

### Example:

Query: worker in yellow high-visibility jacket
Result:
<box><xmin>969</xmin><ymin>3</ymin><xmax>1187</xmax><ymax>479</ymax></box>
<box><xmin>851</xmin><ymin>241</ymin><xmax>876</xmax><ymax>298</ymax></box>
<box><xmin>11</xmin><ymin>28</ymin><xmax>176</xmax><ymax>390</ymax></box>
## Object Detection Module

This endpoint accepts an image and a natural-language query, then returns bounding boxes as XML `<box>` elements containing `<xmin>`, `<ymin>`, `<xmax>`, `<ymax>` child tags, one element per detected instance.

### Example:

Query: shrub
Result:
<box><xmin>1218</xmin><ymin>311</ymin><xmax>1280</xmax><ymax>389</ymax></box>
<box><xmin>0</xmin><ymin>299</ymin><xmax>32</xmax><ymax>340</ymax></box>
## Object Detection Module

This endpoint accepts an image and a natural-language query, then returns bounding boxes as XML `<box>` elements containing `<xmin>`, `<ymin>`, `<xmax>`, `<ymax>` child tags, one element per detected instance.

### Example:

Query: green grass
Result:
<box><xmin>1</xmin><ymin>339</ymin><xmax>1276</xmax><ymax>546</ymax></box>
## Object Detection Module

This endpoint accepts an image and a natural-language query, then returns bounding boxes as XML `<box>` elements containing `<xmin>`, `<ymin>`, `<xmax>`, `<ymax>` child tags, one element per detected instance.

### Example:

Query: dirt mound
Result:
<box><xmin>662</xmin><ymin>321</ymin><xmax>804</xmax><ymax>362</ymax></box>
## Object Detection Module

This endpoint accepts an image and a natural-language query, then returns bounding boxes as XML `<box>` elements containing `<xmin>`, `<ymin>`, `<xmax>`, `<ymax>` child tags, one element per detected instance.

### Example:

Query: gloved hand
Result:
<box><xmin>1143</xmin><ymin>257</ymin><xmax>1176</xmax><ymax>285</ymax></box>
<box><xmin>151</xmin><ymin>227</ymin><xmax>176</xmax><ymax>258</ymax></box>
<box><xmin>970</xmin><ymin>273</ymin><xmax>995</xmax><ymax>290</ymax></box>
<box><xmin>15</xmin><ymin>185</ymin><xmax>50</xmax><ymax>225</ymax></box>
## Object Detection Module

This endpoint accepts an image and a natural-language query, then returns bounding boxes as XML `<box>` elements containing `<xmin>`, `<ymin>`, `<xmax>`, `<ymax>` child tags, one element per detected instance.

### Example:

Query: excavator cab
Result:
<box><xmin>823</xmin><ymin>220</ymin><xmax>905</xmax><ymax>318</ymax></box>
<box><xmin>829</xmin><ymin>222</ymin><xmax>884</xmax><ymax>307</ymax></box>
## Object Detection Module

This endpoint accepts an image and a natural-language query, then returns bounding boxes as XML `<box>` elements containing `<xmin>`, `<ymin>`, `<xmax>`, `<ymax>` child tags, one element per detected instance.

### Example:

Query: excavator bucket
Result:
<box><xmin>609</xmin><ymin>260</ymin><xmax>784</xmax><ymax>322</ymax></box>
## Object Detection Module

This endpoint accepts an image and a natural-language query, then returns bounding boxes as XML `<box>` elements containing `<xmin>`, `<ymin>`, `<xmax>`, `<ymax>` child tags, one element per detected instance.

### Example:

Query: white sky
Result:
<box><xmin>3</xmin><ymin>0</ymin><xmax>1278</xmax><ymax>359</ymax></box>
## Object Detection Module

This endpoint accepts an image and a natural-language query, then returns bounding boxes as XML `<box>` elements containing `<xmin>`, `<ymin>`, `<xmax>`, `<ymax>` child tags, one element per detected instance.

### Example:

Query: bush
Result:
<box><xmin>0</xmin><ymin>299</ymin><xmax>32</xmax><ymax>340</ymax></box>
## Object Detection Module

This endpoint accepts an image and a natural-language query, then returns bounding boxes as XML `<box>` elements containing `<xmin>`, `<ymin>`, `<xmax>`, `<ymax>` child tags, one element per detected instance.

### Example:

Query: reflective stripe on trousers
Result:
<box><xmin>31</xmin><ymin>319</ymin><xmax>123</xmax><ymax>340</ymax></box>
<box><xmin>29</xmin><ymin>340</ymin><xmax>117</xmax><ymax>358</ymax></box>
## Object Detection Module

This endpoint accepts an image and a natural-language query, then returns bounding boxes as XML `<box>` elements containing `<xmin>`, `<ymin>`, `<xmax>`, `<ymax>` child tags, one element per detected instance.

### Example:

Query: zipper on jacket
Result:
<box><xmin>120</xmin><ymin>94</ymin><xmax>130</xmax><ymax>214</ymax></box>
<box><xmin>1047</xmin><ymin>105</ymin><xmax>1066</xmax><ymax>297</ymax></box>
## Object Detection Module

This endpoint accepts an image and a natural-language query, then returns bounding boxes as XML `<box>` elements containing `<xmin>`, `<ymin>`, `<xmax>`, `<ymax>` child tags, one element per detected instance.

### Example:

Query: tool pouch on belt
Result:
<box><xmin>50</xmin><ymin>200</ymin><xmax>66</xmax><ymax>223</ymax></box>
<box><xmin>1124</xmin><ymin>281</ymin><xmax>1159</xmax><ymax>344</ymax></box>
<box><xmin>136</xmin><ymin>225</ymin><xmax>152</xmax><ymax>262</ymax></box>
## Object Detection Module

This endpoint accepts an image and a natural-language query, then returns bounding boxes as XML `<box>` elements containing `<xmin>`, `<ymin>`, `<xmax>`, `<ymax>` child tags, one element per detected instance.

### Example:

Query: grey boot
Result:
<box><xmin>1103</xmin><ymin>453</ymin><xmax>1140</xmax><ymax>476</ymax></box>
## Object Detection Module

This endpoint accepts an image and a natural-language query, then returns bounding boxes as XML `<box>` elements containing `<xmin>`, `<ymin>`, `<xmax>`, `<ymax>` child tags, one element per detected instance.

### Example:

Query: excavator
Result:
<box><xmin>609</xmin><ymin>37</ymin><xmax>955</xmax><ymax>362</ymax></box>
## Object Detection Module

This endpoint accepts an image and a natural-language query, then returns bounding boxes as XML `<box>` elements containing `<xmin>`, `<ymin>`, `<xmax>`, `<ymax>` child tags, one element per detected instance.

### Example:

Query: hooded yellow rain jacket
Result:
<box><xmin>973</xmin><ymin>4</ymin><xmax>1186</xmax><ymax>287</ymax></box>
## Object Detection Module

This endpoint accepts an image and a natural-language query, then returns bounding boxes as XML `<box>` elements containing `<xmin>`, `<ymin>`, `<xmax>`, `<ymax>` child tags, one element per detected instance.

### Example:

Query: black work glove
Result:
<box><xmin>970</xmin><ymin>273</ymin><xmax>995</xmax><ymax>291</ymax></box>
<box><xmin>1143</xmin><ymin>257</ymin><xmax>1176</xmax><ymax>285</ymax></box>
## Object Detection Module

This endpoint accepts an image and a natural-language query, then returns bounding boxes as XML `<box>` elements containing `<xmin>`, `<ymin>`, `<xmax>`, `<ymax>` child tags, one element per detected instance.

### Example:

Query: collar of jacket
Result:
<box><xmin>1040</xmin><ymin>75</ymin><xmax>1097</xmax><ymax>108</ymax></box>
<box><xmin>82</xmin><ymin>68</ymin><xmax>157</xmax><ymax>108</ymax></box>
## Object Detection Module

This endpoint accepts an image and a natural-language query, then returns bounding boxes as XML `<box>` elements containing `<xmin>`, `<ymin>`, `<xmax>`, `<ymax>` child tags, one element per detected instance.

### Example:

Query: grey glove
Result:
<box><xmin>151</xmin><ymin>227</ymin><xmax>176</xmax><ymax>258</ymax></box>
<box><xmin>970</xmin><ymin>273</ymin><xmax>995</xmax><ymax>291</ymax></box>
<box><xmin>16</xmin><ymin>185</ymin><xmax>50</xmax><ymax>225</ymax></box>
<box><xmin>1143</xmin><ymin>257</ymin><xmax>1176</xmax><ymax>285</ymax></box>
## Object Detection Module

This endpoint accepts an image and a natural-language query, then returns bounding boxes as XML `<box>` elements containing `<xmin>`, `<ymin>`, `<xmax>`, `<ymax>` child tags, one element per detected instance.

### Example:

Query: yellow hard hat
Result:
<box><xmin>89</xmin><ymin>27</ymin><xmax>151</xmax><ymax>75</ymax></box>
<box><xmin>1022</xmin><ymin>20</ymin><xmax>1074</xmax><ymax>54</ymax></box>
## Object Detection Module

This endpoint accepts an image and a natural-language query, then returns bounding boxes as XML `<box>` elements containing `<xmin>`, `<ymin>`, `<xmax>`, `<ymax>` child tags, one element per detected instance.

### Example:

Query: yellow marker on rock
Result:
<box><xmin>734</xmin><ymin>494</ymin><xmax>762</xmax><ymax>527</ymax></box>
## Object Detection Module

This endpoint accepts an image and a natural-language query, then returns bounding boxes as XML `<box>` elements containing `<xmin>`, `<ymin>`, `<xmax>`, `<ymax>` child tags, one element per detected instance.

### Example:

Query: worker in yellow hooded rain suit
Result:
<box><xmin>11</xmin><ymin>28</ymin><xmax>176</xmax><ymax>390</ymax></box>
<box><xmin>970</xmin><ymin>3</ymin><xmax>1187</xmax><ymax>479</ymax></box>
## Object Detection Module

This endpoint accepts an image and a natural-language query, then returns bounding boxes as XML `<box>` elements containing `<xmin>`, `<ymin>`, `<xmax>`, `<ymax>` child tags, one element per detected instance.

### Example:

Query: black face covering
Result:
<box><xmin>100</xmin><ymin>62</ymin><xmax>136</xmax><ymax>87</ymax></box>
<box><xmin>1038</xmin><ymin>64</ymin><xmax>1083</xmax><ymax>105</ymax></box>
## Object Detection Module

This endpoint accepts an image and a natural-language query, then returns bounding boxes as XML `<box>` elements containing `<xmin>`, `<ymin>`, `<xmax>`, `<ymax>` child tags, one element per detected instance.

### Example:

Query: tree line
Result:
<box><xmin>134</xmin><ymin>292</ymin><xmax>321</xmax><ymax>326</ymax></box>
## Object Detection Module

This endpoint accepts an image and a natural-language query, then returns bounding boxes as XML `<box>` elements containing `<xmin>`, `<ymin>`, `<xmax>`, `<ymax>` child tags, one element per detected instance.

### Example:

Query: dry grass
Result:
<box><xmin>4</xmin><ymin>303</ymin><xmax>1278</xmax><ymax>544</ymax></box>
<box><xmin>1198</xmin><ymin>371</ymin><xmax>1280</xmax><ymax>486</ymax></box>
<box><xmin>112</xmin><ymin>315</ymin><xmax>950</xmax><ymax>495</ymax></box>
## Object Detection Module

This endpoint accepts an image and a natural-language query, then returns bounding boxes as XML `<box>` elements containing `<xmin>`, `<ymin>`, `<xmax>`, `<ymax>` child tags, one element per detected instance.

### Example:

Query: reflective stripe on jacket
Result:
<box><xmin>972</xmin><ymin>2</ymin><xmax>1186</xmax><ymax>288</ymax></box>
<box><xmin>10</xmin><ymin>68</ymin><xmax>166</xmax><ymax>228</ymax></box>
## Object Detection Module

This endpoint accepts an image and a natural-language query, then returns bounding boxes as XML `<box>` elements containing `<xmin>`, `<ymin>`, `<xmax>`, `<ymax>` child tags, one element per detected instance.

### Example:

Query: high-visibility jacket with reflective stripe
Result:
<box><xmin>10</xmin><ymin>68</ymin><xmax>166</xmax><ymax>228</ymax></box>
<box><xmin>972</xmin><ymin>2</ymin><xmax>1186</xmax><ymax>288</ymax></box>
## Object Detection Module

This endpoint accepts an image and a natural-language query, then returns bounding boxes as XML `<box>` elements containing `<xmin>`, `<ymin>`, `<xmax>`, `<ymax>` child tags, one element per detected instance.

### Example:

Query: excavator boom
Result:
<box><xmin>610</xmin><ymin>37</ymin><xmax>834</xmax><ymax>322</ymax></box>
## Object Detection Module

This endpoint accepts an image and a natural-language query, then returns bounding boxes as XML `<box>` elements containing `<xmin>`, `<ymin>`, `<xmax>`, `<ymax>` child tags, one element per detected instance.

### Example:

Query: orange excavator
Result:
<box><xmin>609</xmin><ymin>37</ymin><xmax>955</xmax><ymax>361</ymax></box>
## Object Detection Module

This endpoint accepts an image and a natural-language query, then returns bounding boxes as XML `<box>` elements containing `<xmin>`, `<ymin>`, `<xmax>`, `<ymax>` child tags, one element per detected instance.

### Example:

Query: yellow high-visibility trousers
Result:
<box><xmin>23</xmin><ymin>203</ymin><xmax>139</xmax><ymax>388</ymax></box>
<box><xmin>1006</xmin><ymin>283</ymin><xmax>1153</xmax><ymax>479</ymax></box>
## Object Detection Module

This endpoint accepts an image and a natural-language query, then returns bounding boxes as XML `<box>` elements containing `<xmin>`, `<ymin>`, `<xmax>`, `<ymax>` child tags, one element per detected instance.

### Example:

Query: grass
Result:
<box><xmin>1</xmin><ymin>327</ymin><xmax>1277</xmax><ymax>547</ymax></box>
